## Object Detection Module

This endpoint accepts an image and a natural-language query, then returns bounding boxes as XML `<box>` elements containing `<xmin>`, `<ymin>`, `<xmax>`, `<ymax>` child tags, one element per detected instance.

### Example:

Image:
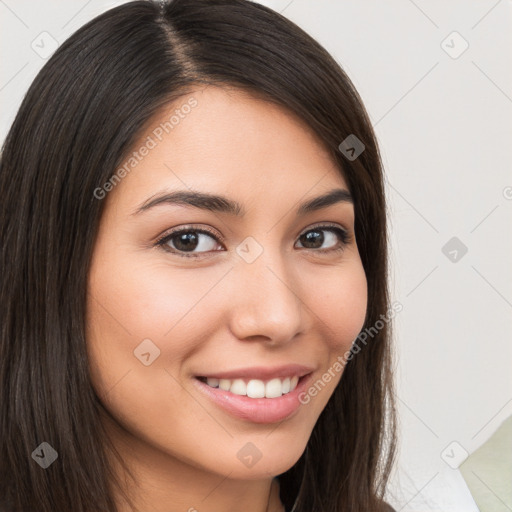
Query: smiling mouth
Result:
<box><xmin>196</xmin><ymin>375</ymin><xmax>306</xmax><ymax>398</ymax></box>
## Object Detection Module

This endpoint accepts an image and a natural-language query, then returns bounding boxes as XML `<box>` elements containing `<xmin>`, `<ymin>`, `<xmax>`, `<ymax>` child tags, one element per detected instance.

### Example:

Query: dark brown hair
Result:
<box><xmin>0</xmin><ymin>1</ymin><xmax>396</xmax><ymax>510</ymax></box>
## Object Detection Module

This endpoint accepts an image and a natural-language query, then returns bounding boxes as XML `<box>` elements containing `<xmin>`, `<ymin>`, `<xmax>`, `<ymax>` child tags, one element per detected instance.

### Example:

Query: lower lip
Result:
<box><xmin>192</xmin><ymin>374</ymin><xmax>313</xmax><ymax>424</ymax></box>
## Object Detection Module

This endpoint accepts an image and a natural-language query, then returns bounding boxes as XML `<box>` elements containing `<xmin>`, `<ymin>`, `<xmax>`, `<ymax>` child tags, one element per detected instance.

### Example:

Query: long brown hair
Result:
<box><xmin>0</xmin><ymin>1</ymin><xmax>396</xmax><ymax>510</ymax></box>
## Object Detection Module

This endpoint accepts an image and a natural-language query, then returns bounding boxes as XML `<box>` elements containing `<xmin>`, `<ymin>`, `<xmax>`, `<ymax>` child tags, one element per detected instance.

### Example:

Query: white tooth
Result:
<box><xmin>246</xmin><ymin>379</ymin><xmax>265</xmax><ymax>398</ymax></box>
<box><xmin>207</xmin><ymin>376</ymin><xmax>299</xmax><ymax>397</ymax></box>
<box><xmin>230</xmin><ymin>379</ymin><xmax>247</xmax><ymax>395</ymax></box>
<box><xmin>219</xmin><ymin>379</ymin><xmax>231</xmax><ymax>391</ymax></box>
<box><xmin>265</xmin><ymin>378</ymin><xmax>283</xmax><ymax>398</ymax></box>
<box><xmin>206</xmin><ymin>377</ymin><xmax>219</xmax><ymax>388</ymax></box>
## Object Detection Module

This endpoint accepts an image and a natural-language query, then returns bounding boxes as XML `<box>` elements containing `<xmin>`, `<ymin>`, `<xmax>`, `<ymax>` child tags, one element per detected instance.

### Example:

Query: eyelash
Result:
<box><xmin>155</xmin><ymin>223</ymin><xmax>351</xmax><ymax>259</ymax></box>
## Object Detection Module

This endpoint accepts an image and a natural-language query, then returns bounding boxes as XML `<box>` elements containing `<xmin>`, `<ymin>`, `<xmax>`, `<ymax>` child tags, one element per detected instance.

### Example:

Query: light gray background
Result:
<box><xmin>1</xmin><ymin>1</ymin><xmax>511</xmax><ymax>510</ymax></box>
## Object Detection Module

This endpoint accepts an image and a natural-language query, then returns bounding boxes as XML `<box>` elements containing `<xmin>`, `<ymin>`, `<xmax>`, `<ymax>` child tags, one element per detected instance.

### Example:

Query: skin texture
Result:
<box><xmin>86</xmin><ymin>85</ymin><xmax>368</xmax><ymax>512</ymax></box>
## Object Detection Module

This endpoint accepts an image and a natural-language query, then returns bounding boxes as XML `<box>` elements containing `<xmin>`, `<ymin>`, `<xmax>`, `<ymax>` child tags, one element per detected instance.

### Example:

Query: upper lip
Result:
<box><xmin>196</xmin><ymin>364</ymin><xmax>315</xmax><ymax>381</ymax></box>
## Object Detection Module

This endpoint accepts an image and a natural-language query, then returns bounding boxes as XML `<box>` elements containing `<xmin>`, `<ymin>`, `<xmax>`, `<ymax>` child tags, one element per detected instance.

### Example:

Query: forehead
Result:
<box><xmin>106</xmin><ymin>84</ymin><xmax>349</xmax><ymax>212</ymax></box>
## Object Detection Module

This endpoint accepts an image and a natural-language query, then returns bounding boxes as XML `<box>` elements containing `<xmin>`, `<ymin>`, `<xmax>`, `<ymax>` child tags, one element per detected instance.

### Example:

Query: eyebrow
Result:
<box><xmin>131</xmin><ymin>187</ymin><xmax>353</xmax><ymax>217</ymax></box>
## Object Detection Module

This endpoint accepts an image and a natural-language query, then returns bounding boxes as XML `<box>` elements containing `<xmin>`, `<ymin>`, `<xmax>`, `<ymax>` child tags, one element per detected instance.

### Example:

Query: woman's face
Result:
<box><xmin>86</xmin><ymin>85</ymin><xmax>367</xmax><ymax>483</ymax></box>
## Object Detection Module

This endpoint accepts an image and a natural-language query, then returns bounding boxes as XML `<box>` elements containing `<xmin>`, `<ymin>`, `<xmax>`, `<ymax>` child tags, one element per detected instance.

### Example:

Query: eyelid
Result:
<box><xmin>301</xmin><ymin>223</ymin><xmax>352</xmax><ymax>249</ymax></box>
<box><xmin>154</xmin><ymin>224</ymin><xmax>224</xmax><ymax>247</ymax></box>
<box><xmin>299</xmin><ymin>222</ymin><xmax>349</xmax><ymax>237</ymax></box>
<box><xmin>154</xmin><ymin>222</ymin><xmax>351</xmax><ymax>257</ymax></box>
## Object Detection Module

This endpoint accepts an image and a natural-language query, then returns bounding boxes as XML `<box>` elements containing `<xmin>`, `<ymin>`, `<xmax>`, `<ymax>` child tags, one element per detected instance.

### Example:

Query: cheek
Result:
<box><xmin>85</xmin><ymin>256</ymin><xmax>222</xmax><ymax>441</ymax></box>
<box><xmin>292</xmin><ymin>259</ymin><xmax>367</xmax><ymax>415</ymax></box>
<box><xmin>85</xmin><ymin>251</ymin><xmax>226</xmax><ymax>390</ymax></box>
<box><xmin>89</xmin><ymin>241</ymin><xmax>207</xmax><ymax>337</ymax></box>
<box><xmin>311</xmin><ymin>259</ymin><xmax>368</xmax><ymax>352</ymax></box>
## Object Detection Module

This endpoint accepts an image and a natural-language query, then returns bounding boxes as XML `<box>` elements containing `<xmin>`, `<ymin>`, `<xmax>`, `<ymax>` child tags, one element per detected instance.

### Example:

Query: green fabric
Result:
<box><xmin>459</xmin><ymin>414</ymin><xmax>512</xmax><ymax>512</ymax></box>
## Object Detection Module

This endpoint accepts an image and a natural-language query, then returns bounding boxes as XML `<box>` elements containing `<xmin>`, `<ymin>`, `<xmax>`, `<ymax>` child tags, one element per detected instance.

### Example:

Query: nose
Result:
<box><xmin>227</xmin><ymin>247</ymin><xmax>305</xmax><ymax>346</ymax></box>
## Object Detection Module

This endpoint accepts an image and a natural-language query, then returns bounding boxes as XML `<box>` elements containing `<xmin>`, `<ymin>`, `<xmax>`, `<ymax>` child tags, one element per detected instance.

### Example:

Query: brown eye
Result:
<box><xmin>156</xmin><ymin>227</ymin><xmax>223</xmax><ymax>258</ymax></box>
<box><xmin>156</xmin><ymin>224</ymin><xmax>350</xmax><ymax>259</ymax></box>
<box><xmin>295</xmin><ymin>225</ymin><xmax>349</xmax><ymax>253</ymax></box>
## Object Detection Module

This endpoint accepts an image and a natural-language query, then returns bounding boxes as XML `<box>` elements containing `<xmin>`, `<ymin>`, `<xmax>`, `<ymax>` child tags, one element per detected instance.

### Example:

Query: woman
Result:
<box><xmin>0</xmin><ymin>1</ymin><xmax>397</xmax><ymax>511</ymax></box>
